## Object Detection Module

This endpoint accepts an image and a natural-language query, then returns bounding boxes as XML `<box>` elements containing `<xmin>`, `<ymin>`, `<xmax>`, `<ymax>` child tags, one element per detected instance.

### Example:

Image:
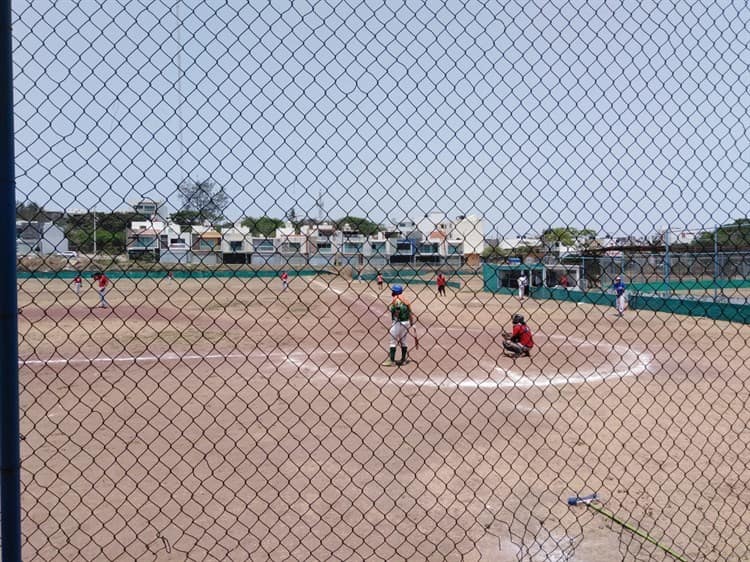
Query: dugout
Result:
<box><xmin>544</xmin><ymin>264</ymin><xmax>582</xmax><ymax>289</ymax></box>
<box><xmin>482</xmin><ymin>263</ymin><xmax>546</xmax><ymax>294</ymax></box>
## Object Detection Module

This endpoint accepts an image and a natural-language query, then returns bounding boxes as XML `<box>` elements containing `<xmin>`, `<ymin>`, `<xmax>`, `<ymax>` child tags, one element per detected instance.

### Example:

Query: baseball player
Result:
<box><xmin>280</xmin><ymin>270</ymin><xmax>289</xmax><ymax>291</ymax></box>
<box><xmin>72</xmin><ymin>273</ymin><xmax>82</xmax><ymax>296</ymax></box>
<box><xmin>382</xmin><ymin>285</ymin><xmax>416</xmax><ymax>367</ymax></box>
<box><xmin>436</xmin><ymin>272</ymin><xmax>447</xmax><ymax>297</ymax></box>
<box><xmin>92</xmin><ymin>272</ymin><xmax>110</xmax><ymax>308</ymax></box>
<box><xmin>377</xmin><ymin>273</ymin><xmax>384</xmax><ymax>290</ymax></box>
<box><xmin>502</xmin><ymin>314</ymin><xmax>534</xmax><ymax>358</ymax></box>
<box><xmin>517</xmin><ymin>272</ymin><xmax>528</xmax><ymax>300</ymax></box>
<box><xmin>613</xmin><ymin>275</ymin><xmax>627</xmax><ymax>315</ymax></box>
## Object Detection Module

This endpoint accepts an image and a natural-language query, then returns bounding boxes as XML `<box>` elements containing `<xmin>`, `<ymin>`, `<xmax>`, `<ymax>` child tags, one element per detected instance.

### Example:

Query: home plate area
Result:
<box><xmin>281</xmin><ymin>333</ymin><xmax>654</xmax><ymax>392</ymax></box>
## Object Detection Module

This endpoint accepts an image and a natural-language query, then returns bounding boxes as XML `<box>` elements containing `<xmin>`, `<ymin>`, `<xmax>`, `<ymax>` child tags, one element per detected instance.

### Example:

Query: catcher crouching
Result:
<box><xmin>502</xmin><ymin>314</ymin><xmax>534</xmax><ymax>358</ymax></box>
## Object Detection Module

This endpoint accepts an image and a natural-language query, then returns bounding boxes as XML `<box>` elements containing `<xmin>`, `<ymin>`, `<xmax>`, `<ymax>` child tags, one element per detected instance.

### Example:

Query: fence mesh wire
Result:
<box><xmin>12</xmin><ymin>1</ymin><xmax>750</xmax><ymax>560</ymax></box>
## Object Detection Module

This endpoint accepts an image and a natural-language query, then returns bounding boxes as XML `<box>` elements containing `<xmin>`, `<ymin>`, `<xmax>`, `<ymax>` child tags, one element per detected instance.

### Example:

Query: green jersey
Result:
<box><xmin>390</xmin><ymin>296</ymin><xmax>411</xmax><ymax>322</ymax></box>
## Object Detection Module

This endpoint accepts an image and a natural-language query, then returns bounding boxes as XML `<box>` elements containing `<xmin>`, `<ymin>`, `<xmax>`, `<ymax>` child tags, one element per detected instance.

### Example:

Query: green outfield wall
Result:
<box><xmin>484</xmin><ymin>263</ymin><xmax>750</xmax><ymax>324</ymax></box>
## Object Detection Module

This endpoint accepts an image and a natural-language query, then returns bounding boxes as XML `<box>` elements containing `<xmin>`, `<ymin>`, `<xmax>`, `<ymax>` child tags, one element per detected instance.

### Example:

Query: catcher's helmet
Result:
<box><xmin>512</xmin><ymin>314</ymin><xmax>524</xmax><ymax>324</ymax></box>
<box><xmin>391</xmin><ymin>285</ymin><xmax>403</xmax><ymax>295</ymax></box>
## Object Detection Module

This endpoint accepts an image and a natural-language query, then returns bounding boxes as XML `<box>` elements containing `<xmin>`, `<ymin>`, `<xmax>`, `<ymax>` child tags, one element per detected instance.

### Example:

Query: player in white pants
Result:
<box><xmin>383</xmin><ymin>285</ymin><xmax>416</xmax><ymax>366</ymax></box>
<box><xmin>517</xmin><ymin>273</ymin><xmax>528</xmax><ymax>300</ymax></box>
<box><xmin>613</xmin><ymin>276</ymin><xmax>627</xmax><ymax>315</ymax></box>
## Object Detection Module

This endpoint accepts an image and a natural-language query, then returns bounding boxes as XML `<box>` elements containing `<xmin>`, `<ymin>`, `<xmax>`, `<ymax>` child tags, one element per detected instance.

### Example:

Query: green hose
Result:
<box><xmin>584</xmin><ymin>502</ymin><xmax>688</xmax><ymax>562</ymax></box>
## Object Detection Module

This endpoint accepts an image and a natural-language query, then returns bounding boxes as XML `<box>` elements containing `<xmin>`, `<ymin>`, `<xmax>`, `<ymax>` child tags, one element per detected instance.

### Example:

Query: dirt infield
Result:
<box><xmin>17</xmin><ymin>273</ymin><xmax>750</xmax><ymax>561</ymax></box>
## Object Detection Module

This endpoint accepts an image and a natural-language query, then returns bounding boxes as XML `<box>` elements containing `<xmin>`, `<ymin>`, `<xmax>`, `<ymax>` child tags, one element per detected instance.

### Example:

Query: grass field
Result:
<box><xmin>17</xmin><ymin>273</ymin><xmax>750</xmax><ymax>561</ymax></box>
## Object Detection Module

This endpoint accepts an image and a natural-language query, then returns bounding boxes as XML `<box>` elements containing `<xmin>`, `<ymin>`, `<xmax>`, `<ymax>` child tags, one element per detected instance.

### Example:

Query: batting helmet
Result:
<box><xmin>391</xmin><ymin>285</ymin><xmax>403</xmax><ymax>295</ymax></box>
<box><xmin>512</xmin><ymin>314</ymin><xmax>524</xmax><ymax>324</ymax></box>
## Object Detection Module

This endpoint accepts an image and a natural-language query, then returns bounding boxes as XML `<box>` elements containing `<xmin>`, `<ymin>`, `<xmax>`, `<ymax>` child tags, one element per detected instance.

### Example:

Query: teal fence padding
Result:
<box><xmin>629</xmin><ymin>279</ymin><xmax>750</xmax><ymax>292</ymax></box>
<box><xmin>629</xmin><ymin>293</ymin><xmax>750</xmax><ymax>323</ymax></box>
<box><xmin>18</xmin><ymin>269</ymin><xmax>334</xmax><ymax>280</ymax></box>
<box><xmin>530</xmin><ymin>287</ymin><xmax>615</xmax><ymax>306</ymax></box>
<box><xmin>498</xmin><ymin>282</ymin><xmax>750</xmax><ymax>325</ymax></box>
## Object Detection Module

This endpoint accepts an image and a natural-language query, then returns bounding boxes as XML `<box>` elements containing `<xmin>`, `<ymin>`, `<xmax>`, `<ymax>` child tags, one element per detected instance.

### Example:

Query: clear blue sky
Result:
<box><xmin>12</xmin><ymin>0</ymin><xmax>750</xmax><ymax>238</ymax></box>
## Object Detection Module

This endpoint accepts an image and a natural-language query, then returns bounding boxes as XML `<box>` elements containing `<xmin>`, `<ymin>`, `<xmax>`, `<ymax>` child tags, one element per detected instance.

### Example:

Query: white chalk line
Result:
<box><xmin>21</xmin><ymin>351</ymin><xmax>264</xmax><ymax>368</ymax></box>
<box><xmin>20</xmin><ymin>283</ymin><xmax>655</xmax><ymax>391</ymax></box>
<box><xmin>20</xmin><ymin>344</ymin><xmax>653</xmax><ymax>395</ymax></box>
<box><xmin>310</xmin><ymin>280</ymin><xmax>655</xmax><ymax>389</ymax></box>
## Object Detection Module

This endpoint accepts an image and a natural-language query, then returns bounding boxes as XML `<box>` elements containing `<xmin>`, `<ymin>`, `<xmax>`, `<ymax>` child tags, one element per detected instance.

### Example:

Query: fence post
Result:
<box><xmin>714</xmin><ymin>225</ymin><xmax>719</xmax><ymax>301</ymax></box>
<box><xmin>0</xmin><ymin>0</ymin><xmax>22</xmax><ymax>559</ymax></box>
<box><xmin>664</xmin><ymin>227</ymin><xmax>671</xmax><ymax>296</ymax></box>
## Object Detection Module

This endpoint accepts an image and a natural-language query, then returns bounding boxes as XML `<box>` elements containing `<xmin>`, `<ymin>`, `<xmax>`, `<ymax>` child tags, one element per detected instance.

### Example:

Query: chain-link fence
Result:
<box><xmin>10</xmin><ymin>1</ymin><xmax>750</xmax><ymax>560</ymax></box>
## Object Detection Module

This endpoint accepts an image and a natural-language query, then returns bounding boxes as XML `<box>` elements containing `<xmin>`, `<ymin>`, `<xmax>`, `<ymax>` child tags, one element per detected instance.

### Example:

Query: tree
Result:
<box><xmin>16</xmin><ymin>201</ymin><xmax>43</xmax><ymax>221</ymax></box>
<box><xmin>241</xmin><ymin>216</ymin><xmax>285</xmax><ymax>236</ymax></box>
<box><xmin>482</xmin><ymin>245</ymin><xmax>511</xmax><ymax>262</ymax></box>
<box><xmin>334</xmin><ymin>216</ymin><xmax>382</xmax><ymax>236</ymax></box>
<box><xmin>694</xmin><ymin>219</ymin><xmax>750</xmax><ymax>250</ymax></box>
<box><xmin>169</xmin><ymin>210</ymin><xmax>203</xmax><ymax>227</ymax></box>
<box><xmin>541</xmin><ymin>227</ymin><xmax>598</xmax><ymax>251</ymax></box>
<box><xmin>59</xmin><ymin>211</ymin><xmax>140</xmax><ymax>254</ymax></box>
<box><xmin>177</xmin><ymin>178</ymin><xmax>229</xmax><ymax>224</ymax></box>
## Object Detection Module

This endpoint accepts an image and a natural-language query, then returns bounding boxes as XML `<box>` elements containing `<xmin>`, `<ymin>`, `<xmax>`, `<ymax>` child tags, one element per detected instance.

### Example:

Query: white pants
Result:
<box><xmin>518</xmin><ymin>285</ymin><xmax>525</xmax><ymax>298</ymax></box>
<box><xmin>389</xmin><ymin>321</ymin><xmax>410</xmax><ymax>347</ymax></box>
<box><xmin>616</xmin><ymin>293</ymin><xmax>626</xmax><ymax>313</ymax></box>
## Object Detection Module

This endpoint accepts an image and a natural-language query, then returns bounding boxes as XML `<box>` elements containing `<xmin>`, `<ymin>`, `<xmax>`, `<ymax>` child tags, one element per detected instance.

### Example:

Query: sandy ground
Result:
<box><xmin>16</xmin><ymin>273</ymin><xmax>750</xmax><ymax>561</ymax></box>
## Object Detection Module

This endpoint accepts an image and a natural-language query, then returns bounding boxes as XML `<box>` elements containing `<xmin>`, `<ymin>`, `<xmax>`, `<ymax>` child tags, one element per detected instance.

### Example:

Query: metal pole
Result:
<box><xmin>93</xmin><ymin>211</ymin><xmax>97</xmax><ymax>256</ymax></box>
<box><xmin>664</xmin><ymin>225</ymin><xmax>671</xmax><ymax>297</ymax></box>
<box><xmin>0</xmin><ymin>0</ymin><xmax>22</xmax><ymax>558</ymax></box>
<box><xmin>714</xmin><ymin>225</ymin><xmax>718</xmax><ymax>301</ymax></box>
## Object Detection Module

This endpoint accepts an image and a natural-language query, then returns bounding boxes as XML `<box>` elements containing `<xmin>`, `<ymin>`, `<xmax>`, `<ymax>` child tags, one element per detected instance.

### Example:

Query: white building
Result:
<box><xmin>221</xmin><ymin>223</ymin><xmax>253</xmax><ymax>264</ymax></box>
<box><xmin>126</xmin><ymin>219</ymin><xmax>189</xmax><ymax>259</ymax></box>
<box><xmin>275</xmin><ymin>221</ymin><xmax>312</xmax><ymax>255</ymax></box>
<box><xmin>417</xmin><ymin>212</ymin><xmax>452</xmax><ymax>238</ymax></box>
<box><xmin>394</xmin><ymin>218</ymin><xmax>422</xmax><ymax>241</ymax></box>
<box><xmin>449</xmin><ymin>215</ymin><xmax>485</xmax><ymax>265</ymax></box>
<box><xmin>310</xmin><ymin>223</ymin><xmax>337</xmax><ymax>260</ymax></box>
<box><xmin>16</xmin><ymin>221</ymin><xmax>69</xmax><ymax>255</ymax></box>
<box><xmin>129</xmin><ymin>198</ymin><xmax>168</xmax><ymax>221</ymax></box>
<box><xmin>496</xmin><ymin>236</ymin><xmax>543</xmax><ymax>251</ymax></box>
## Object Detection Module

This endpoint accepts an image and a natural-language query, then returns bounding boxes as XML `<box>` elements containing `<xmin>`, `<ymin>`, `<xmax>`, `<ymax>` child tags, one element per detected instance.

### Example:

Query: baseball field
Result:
<box><xmin>17</xmin><ymin>272</ymin><xmax>750</xmax><ymax>561</ymax></box>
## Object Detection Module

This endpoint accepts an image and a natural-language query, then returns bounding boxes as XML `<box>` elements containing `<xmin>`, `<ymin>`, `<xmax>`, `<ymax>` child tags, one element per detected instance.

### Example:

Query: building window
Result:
<box><xmin>396</xmin><ymin>241</ymin><xmax>412</xmax><ymax>253</ymax></box>
<box><xmin>342</xmin><ymin>243</ymin><xmax>362</xmax><ymax>254</ymax></box>
<box><xmin>281</xmin><ymin>242</ymin><xmax>301</xmax><ymax>253</ymax></box>
<box><xmin>254</xmin><ymin>240</ymin><xmax>274</xmax><ymax>253</ymax></box>
<box><xmin>229</xmin><ymin>241</ymin><xmax>243</xmax><ymax>252</ymax></box>
<box><xmin>418</xmin><ymin>243</ymin><xmax>439</xmax><ymax>254</ymax></box>
<box><xmin>134</xmin><ymin>236</ymin><xmax>156</xmax><ymax>248</ymax></box>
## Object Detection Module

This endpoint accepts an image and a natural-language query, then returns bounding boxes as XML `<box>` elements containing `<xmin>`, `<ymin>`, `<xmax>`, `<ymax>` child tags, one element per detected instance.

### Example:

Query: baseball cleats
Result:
<box><xmin>381</xmin><ymin>359</ymin><xmax>396</xmax><ymax>367</ymax></box>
